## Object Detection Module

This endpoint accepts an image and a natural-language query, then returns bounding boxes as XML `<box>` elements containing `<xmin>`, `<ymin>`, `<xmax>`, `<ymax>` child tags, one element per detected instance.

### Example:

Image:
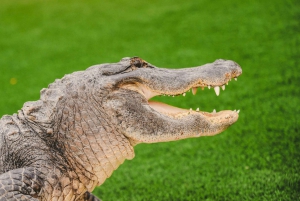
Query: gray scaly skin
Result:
<box><xmin>0</xmin><ymin>57</ymin><xmax>242</xmax><ymax>200</ymax></box>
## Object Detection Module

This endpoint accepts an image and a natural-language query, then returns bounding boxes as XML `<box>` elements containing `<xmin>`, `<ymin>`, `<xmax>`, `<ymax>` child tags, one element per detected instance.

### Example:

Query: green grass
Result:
<box><xmin>0</xmin><ymin>0</ymin><xmax>299</xmax><ymax>200</ymax></box>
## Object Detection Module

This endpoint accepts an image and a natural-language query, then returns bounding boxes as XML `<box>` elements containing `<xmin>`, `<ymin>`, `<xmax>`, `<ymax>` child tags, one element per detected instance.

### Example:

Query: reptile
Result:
<box><xmin>0</xmin><ymin>57</ymin><xmax>242</xmax><ymax>200</ymax></box>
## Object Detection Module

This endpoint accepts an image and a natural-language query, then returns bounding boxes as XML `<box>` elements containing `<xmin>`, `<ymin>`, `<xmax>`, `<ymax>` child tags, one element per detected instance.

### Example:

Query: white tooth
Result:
<box><xmin>235</xmin><ymin>78</ymin><xmax>237</xmax><ymax>81</ymax></box>
<box><xmin>222</xmin><ymin>85</ymin><xmax>225</xmax><ymax>90</ymax></box>
<box><xmin>172</xmin><ymin>95</ymin><xmax>175</xmax><ymax>97</ymax></box>
<box><xmin>208</xmin><ymin>85</ymin><xmax>211</xmax><ymax>89</ymax></box>
<box><xmin>183</xmin><ymin>93</ymin><xmax>186</xmax><ymax>96</ymax></box>
<box><xmin>190</xmin><ymin>108</ymin><xmax>192</xmax><ymax>111</ymax></box>
<box><xmin>196</xmin><ymin>108</ymin><xmax>199</xmax><ymax>111</ymax></box>
<box><xmin>214</xmin><ymin>86</ymin><xmax>220</xmax><ymax>96</ymax></box>
<box><xmin>234</xmin><ymin>109</ymin><xmax>236</xmax><ymax>112</ymax></box>
<box><xmin>213</xmin><ymin>109</ymin><xmax>216</xmax><ymax>113</ymax></box>
<box><xmin>237</xmin><ymin>109</ymin><xmax>240</xmax><ymax>113</ymax></box>
<box><xmin>226</xmin><ymin>82</ymin><xmax>229</xmax><ymax>85</ymax></box>
<box><xmin>192</xmin><ymin>87</ymin><xmax>197</xmax><ymax>95</ymax></box>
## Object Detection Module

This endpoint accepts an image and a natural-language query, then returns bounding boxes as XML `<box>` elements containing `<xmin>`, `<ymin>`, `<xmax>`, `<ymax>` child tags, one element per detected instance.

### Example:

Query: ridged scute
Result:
<box><xmin>0</xmin><ymin>116</ymin><xmax>11</xmax><ymax>153</ymax></box>
<box><xmin>1</xmin><ymin>115</ymin><xmax>21</xmax><ymax>141</ymax></box>
<box><xmin>21</xmin><ymin>83</ymin><xmax>65</xmax><ymax>134</ymax></box>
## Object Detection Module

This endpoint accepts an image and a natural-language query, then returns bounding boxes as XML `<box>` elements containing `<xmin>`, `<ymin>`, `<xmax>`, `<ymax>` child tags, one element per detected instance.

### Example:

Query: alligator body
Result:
<box><xmin>0</xmin><ymin>57</ymin><xmax>242</xmax><ymax>200</ymax></box>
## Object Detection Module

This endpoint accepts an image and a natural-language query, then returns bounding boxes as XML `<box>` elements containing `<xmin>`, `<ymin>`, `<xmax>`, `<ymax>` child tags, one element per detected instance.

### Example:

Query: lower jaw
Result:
<box><xmin>148</xmin><ymin>100</ymin><xmax>211</xmax><ymax>117</ymax></box>
<box><xmin>148</xmin><ymin>100</ymin><xmax>239</xmax><ymax>121</ymax></box>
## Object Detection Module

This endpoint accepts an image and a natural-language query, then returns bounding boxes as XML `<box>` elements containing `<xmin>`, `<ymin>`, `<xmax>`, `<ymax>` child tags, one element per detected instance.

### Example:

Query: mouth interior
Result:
<box><xmin>122</xmin><ymin>76</ymin><xmax>240</xmax><ymax>118</ymax></box>
<box><xmin>148</xmin><ymin>100</ymin><xmax>189</xmax><ymax>115</ymax></box>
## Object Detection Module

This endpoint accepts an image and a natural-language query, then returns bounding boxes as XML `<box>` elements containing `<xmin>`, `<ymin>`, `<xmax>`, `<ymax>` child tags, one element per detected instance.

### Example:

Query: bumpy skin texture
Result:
<box><xmin>0</xmin><ymin>57</ymin><xmax>242</xmax><ymax>200</ymax></box>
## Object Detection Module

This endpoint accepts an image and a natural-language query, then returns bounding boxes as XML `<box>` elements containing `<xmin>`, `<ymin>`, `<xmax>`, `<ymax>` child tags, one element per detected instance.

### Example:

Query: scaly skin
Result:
<box><xmin>0</xmin><ymin>57</ymin><xmax>242</xmax><ymax>200</ymax></box>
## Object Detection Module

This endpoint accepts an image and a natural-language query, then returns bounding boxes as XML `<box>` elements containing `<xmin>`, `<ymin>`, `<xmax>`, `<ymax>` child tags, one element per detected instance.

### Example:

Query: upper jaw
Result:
<box><xmin>133</xmin><ymin>59</ymin><xmax>242</xmax><ymax>99</ymax></box>
<box><xmin>126</xmin><ymin>59</ymin><xmax>242</xmax><ymax>100</ymax></box>
<box><xmin>116</xmin><ymin>58</ymin><xmax>242</xmax><ymax>98</ymax></box>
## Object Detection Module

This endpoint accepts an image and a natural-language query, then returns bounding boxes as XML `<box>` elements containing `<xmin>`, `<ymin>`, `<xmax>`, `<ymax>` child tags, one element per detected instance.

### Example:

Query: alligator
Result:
<box><xmin>0</xmin><ymin>57</ymin><xmax>242</xmax><ymax>200</ymax></box>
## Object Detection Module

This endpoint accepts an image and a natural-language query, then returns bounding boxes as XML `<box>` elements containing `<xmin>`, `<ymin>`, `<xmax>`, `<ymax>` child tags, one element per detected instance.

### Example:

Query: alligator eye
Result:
<box><xmin>131</xmin><ymin>57</ymin><xmax>149</xmax><ymax>68</ymax></box>
<box><xmin>133</xmin><ymin>59</ymin><xmax>142</xmax><ymax>68</ymax></box>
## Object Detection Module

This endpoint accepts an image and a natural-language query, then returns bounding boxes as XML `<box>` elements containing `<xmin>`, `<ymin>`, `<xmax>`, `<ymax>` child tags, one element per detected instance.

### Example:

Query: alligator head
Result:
<box><xmin>94</xmin><ymin>57</ymin><xmax>242</xmax><ymax>145</ymax></box>
<box><xmin>22</xmin><ymin>56</ymin><xmax>242</xmax><ymax>154</ymax></box>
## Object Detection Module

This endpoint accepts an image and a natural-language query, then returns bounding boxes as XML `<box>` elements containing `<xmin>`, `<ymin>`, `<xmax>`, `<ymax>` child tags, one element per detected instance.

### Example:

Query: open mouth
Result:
<box><xmin>122</xmin><ymin>75</ymin><xmax>241</xmax><ymax>119</ymax></box>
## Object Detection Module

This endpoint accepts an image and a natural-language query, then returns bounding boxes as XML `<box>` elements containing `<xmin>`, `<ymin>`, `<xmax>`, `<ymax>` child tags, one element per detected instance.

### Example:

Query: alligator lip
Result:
<box><xmin>121</xmin><ymin>75</ymin><xmax>241</xmax><ymax>119</ymax></box>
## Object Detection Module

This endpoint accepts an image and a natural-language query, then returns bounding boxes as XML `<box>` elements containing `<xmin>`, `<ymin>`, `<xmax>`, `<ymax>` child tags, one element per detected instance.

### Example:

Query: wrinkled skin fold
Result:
<box><xmin>0</xmin><ymin>57</ymin><xmax>242</xmax><ymax>200</ymax></box>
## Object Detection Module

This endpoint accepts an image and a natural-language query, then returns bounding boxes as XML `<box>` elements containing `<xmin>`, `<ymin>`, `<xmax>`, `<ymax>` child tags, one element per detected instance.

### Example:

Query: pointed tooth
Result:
<box><xmin>226</xmin><ymin>82</ymin><xmax>229</xmax><ymax>85</ymax></box>
<box><xmin>213</xmin><ymin>109</ymin><xmax>216</xmax><ymax>113</ymax></box>
<box><xmin>235</xmin><ymin>77</ymin><xmax>237</xmax><ymax>81</ymax></box>
<box><xmin>192</xmin><ymin>87</ymin><xmax>197</xmax><ymax>95</ymax></box>
<box><xmin>214</xmin><ymin>86</ymin><xmax>220</xmax><ymax>96</ymax></box>
<box><xmin>183</xmin><ymin>93</ymin><xmax>186</xmax><ymax>96</ymax></box>
<box><xmin>237</xmin><ymin>109</ymin><xmax>240</xmax><ymax>113</ymax></box>
<box><xmin>196</xmin><ymin>108</ymin><xmax>199</xmax><ymax>111</ymax></box>
<box><xmin>190</xmin><ymin>108</ymin><xmax>192</xmax><ymax>111</ymax></box>
<box><xmin>222</xmin><ymin>85</ymin><xmax>225</xmax><ymax>90</ymax></box>
<box><xmin>172</xmin><ymin>95</ymin><xmax>175</xmax><ymax>97</ymax></box>
<box><xmin>234</xmin><ymin>109</ymin><xmax>236</xmax><ymax>112</ymax></box>
<box><xmin>208</xmin><ymin>85</ymin><xmax>211</xmax><ymax>89</ymax></box>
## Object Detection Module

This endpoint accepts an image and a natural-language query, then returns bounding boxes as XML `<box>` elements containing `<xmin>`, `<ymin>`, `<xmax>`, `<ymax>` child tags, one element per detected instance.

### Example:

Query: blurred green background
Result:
<box><xmin>0</xmin><ymin>0</ymin><xmax>299</xmax><ymax>200</ymax></box>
